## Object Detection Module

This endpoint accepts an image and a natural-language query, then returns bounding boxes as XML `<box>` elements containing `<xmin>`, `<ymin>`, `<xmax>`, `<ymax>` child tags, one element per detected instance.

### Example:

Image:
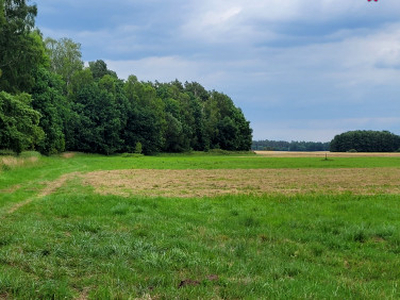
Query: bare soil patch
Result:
<box><xmin>254</xmin><ymin>151</ymin><xmax>400</xmax><ymax>158</ymax></box>
<box><xmin>82</xmin><ymin>168</ymin><xmax>400</xmax><ymax>198</ymax></box>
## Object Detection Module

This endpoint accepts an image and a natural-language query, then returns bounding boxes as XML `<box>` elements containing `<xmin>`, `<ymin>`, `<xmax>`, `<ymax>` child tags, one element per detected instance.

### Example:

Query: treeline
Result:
<box><xmin>330</xmin><ymin>130</ymin><xmax>400</xmax><ymax>152</ymax></box>
<box><xmin>252</xmin><ymin>140</ymin><xmax>330</xmax><ymax>151</ymax></box>
<box><xmin>0</xmin><ymin>0</ymin><xmax>252</xmax><ymax>155</ymax></box>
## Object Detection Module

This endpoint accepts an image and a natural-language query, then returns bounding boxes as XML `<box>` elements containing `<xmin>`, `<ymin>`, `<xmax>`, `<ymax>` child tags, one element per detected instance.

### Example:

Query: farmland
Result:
<box><xmin>1</xmin><ymin>152</ymin><xmax>400</xmax><ymax>299</ymax></box>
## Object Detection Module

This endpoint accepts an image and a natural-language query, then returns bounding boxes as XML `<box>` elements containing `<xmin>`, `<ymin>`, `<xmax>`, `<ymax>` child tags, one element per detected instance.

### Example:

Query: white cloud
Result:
<box><xmin>105</xmin><ymin>56</ymin><xmax>202</xmax><ymax>82</ymax></box>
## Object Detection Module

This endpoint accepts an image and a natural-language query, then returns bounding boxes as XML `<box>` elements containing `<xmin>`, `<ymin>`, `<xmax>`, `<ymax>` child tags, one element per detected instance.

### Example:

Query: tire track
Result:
<box><xmin>4</xmin><ymin>172</ymin><xmax>80</xmax><ymax>215</ymax></box>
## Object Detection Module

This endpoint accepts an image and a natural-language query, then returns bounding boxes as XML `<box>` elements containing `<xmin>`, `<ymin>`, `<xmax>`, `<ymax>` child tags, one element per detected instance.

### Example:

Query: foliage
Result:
<box><xmin>0</xmin><ymin>92</ymin><xmax>44</xmax><ymax>154</ymax></box>
<box><xmin>134</xmin><ymin>142</ymin><xmax>143</xmax><ymax>154</ymax></box>
<box><xmin>330</xmin><ymin>130</ymin><xmax>400</xmax><ymax>152</ymax></box>
<box><xmin>0</xmin><ymin>0</ymin><xmax>50</xmax><ymax>93</ymax></box>
<box><xmin>252</xmin><ymin>139</ymin><xmax>330</xmax><ymax>151</ymax></box>
<box><xmin>30</xmin><ymin>67</ymin><xmax>67</xmax><ymax>155</ymax></box>
<box><xmin>89</xmin><ymin>59</ymin><xmax>118</xmax><ymax>80</ymax></box>
<box><xmin>66</xmin><ymin>73</ymin><xmax>124</xmax><ymax>155</ymax></box>
<box><xmin>44</xmin><ymin>37</ymin><xmax>84</xmax><ymax>89</ymax></box>
<box><xmin>123</xmin><ymin>76</ymin><xmax>165</xmax><ymax>154</ymax></box>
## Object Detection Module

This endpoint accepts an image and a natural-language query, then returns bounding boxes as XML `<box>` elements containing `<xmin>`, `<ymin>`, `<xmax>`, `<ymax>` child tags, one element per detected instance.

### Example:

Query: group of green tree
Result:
<box><xmin>330</xmin><ymin>130</ymin><xmax>400</xmax><ymax>152</ymax></box>
<box><xmin>252</xmin><ymin>140</ymin><xmax>330</xmax><ymax>151</ymax></box>
<box><xmin>253</xmin><ymin>130</ymin><xmax>400</xmax><ymax>153</ymax></box>
<box><xmin>0</xmin><ymin>0</ymin><xmax>252</xmax><ymax>155</ymax></box>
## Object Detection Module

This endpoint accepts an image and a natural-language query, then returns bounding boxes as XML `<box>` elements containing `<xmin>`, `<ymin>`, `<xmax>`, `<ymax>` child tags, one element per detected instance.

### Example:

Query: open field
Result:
<box><xmin>1</xmin><ymin>152</ymin><xmax>400</xmax><ymax>299</ymax></box>
<box><xmin>255</xmin><ymin>150</ymin><xmax>400</xmax><ymax>157</ymax></box>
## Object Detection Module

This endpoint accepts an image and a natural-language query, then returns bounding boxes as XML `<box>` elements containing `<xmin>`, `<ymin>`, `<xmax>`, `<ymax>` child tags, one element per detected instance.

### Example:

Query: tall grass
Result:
<box><xmin>0</xmin><ymin>153</ymin><xmax>40</xmax><ymax>172</ymax></box>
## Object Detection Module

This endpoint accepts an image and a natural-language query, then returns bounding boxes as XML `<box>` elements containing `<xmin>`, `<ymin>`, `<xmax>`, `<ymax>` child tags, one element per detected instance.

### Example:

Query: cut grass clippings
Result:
<box><xmin>81</xmin><ymin>167</ymin><xmax>400</xmax><ymax>197</ymax></box>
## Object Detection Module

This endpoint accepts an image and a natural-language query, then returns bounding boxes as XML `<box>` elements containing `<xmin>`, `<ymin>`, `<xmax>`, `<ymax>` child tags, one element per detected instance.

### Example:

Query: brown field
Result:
<box><xmin>254</xmin><ymin>151</ymin><xmax>400</xmax><ymax>157</ymax></box>
<box><xmin>81</xmin><ymin>167</ymin><xmax>400</xmax><ymax>198</ymax></box>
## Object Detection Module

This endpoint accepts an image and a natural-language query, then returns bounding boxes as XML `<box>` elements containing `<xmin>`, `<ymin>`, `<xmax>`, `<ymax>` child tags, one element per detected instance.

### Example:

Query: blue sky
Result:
<box><xmin>35</xmin><ymin>0</ymin><xmax>400</xmax><ymax>142</ymax></box>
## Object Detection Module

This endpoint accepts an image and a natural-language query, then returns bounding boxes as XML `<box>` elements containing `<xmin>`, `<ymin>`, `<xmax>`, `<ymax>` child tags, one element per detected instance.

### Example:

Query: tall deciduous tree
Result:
<box><xmin>66</xmin><ymin>69</ymin><xmax>125</xmax><ymax>155</ymax></box>
<box><xmin>31</xmin><ymin>67</ymin><xmax>67</xmax><ymax>155</ymax></box>
<box><xmin>45</xmin><ymin>37</ymin><xmax>84</xmax><ymax>89</ymax></box>
<box><xmin>89</xmin><ymin>60</ymin><xmax>118</xmax><ymax>80</ymax></box>
<box><xmin>0</xmin><ymin>0</ymin><xmax>48</xmax><ymax>93</ymax></box>
<box><xmin>123</xmin><ymin>75</ymin><xmax>165</xmax><ymax>154</ymax></box>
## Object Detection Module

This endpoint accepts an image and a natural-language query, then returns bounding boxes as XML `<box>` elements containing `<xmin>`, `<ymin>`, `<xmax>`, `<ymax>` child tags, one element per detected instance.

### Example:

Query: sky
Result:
<box><xmin>35</xmin><ymin>0</ymin><xmax>400</xmax><ymax>142</ymax></box>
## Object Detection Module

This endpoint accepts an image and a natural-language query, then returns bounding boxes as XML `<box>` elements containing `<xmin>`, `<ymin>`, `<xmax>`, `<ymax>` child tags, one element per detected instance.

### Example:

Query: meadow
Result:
<box><xmin>1</xmin><ymin>152</ymin><xmax>400</xmax><ymax>299</ymax></box>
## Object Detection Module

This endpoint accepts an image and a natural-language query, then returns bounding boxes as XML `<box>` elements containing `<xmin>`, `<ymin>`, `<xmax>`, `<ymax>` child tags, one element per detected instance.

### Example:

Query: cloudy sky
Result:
<box><xmin>35</xmin><ymin>0</ymin><xmax>400</xmax><ymax>142</ymax></box>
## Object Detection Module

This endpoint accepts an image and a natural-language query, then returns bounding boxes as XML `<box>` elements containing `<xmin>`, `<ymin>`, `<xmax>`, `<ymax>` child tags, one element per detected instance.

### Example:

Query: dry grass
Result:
<box><xmin>0</xmin><ymin>156</ymin><xmax>38</xmax><ymax>169</ymax></box>
<box><xmin>81</xmin><ymin>168</ymin><xmax>400</xmax><ymax>198</ymax></box>
<box><xmin>39</xmin><ymin>172</ymin><xmax>80</xmax><ymax>197</ymax></box>
<box><xmin>6</xmin><ymin>198</ymin><xmax>35</xmax><ymax>215</ymax></box>
<box><xmin>61</xmin><ymin>152</ymin><xmax>76</xmax><ymax>159</ymax></box>
<box><xmin>254</xmin><ymin>151</ymin><xmax>400</xmax><ymax>157</ymax></box>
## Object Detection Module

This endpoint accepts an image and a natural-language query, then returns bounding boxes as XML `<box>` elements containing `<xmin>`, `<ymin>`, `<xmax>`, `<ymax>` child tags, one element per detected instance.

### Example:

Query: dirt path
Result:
<box><xmin>38</xmin><ymin>172</ymin><xmax>80</xmax><ymax>197</ymax></box>
<box><xmin>4</xmin><ymin>172</ymin><xmax>80</xmax><ymax>215</ymax></box>
<box><xmin>0</xmin><ymin>184</ymin><xmax>22</xmax><ymax>194</ymax></box>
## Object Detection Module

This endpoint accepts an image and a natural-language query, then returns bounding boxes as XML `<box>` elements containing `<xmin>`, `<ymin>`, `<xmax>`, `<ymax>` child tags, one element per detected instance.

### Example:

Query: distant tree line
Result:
<box><xmin>253</xmin><ymin>130</ymin><xmax>400</xmax><ymax>153</ymax></box>
<box><xmin>252</xmin><ymin>140</ymin><xmax>330</xmax><ymax>151</ymax></box>
<box><xmin>0</xmin><ymin>0</ymin><xmax>252</xmax><ymax>155</ymax></box>
<box><xmin>330</xmin><ymin>130</ymin><xmax>400</xmax><ymax>152</ymax></box>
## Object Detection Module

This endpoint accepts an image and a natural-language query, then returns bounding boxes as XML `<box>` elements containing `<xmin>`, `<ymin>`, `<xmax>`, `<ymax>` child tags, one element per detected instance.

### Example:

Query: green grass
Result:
<box><xmin>1</xmin><ymin>152</ymin><xmax>400</xmax><ymax>299</ymax></box>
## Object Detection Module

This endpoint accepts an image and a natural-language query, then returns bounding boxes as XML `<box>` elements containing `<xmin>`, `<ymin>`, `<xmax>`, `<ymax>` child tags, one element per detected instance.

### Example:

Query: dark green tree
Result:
<box><xmin>184</xmin><ymin>81</ymin><xmax>209</xmax><ymax>102</ymax></box>
<box><xmin>164</xmin><ymin>112</ymin><xmax>186</xmax><ymax>152</ymax></box>
<box><xmin>0</xmin><ymin>92</ymin><xmax>44</xmax><ymax>154</ymax></box>
<box><xmin>0</xmin><ymin>1</ymin><xmax>49</xmax><ymax>93</ymax></box>
<box><xmin>217</xmin><ymin>116</ymin><xmax>239</xmax><ymax>150</ymax></box>
<box><xmin>31</xmin><ymin>67</ymin><xmax>67</xmax><ymax>155</ymax></box>
<box><xmin>89</xmin><ymin>60</ymin><xmax>118</xmax><ymax>80</ymax></box>
<box><xmin>67</xmin><ymin>72</ymin><xmax>124</xmax><ymax>155</ymax></box>
<box><xmin>330</xmin><ymin>130</ymin><xmax>400</xmax><ymax>152</ymax></box>
<box><xmin>123</xmin><ymin>76</ymin><xmax>165</xmax><ymax>154</ymax></box>
<box><xmin>206</xmin><ymin>91</ymin><xmax>252</xmax><ymax>151</ymax></box>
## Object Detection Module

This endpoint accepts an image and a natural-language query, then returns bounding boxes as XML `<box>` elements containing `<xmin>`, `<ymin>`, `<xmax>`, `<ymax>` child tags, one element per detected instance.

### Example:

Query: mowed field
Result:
<box><xmin>1</xmin><ymin>152</ymin><xmax>400</xmax><ymax>299</ymax></box>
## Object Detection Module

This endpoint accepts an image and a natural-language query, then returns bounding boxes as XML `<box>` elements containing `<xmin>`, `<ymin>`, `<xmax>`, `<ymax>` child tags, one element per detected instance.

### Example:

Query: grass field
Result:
<box><xmin>1</xmin><ymin>152</ymin><xmax>400</xmax><ymax>299</ymax></box>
